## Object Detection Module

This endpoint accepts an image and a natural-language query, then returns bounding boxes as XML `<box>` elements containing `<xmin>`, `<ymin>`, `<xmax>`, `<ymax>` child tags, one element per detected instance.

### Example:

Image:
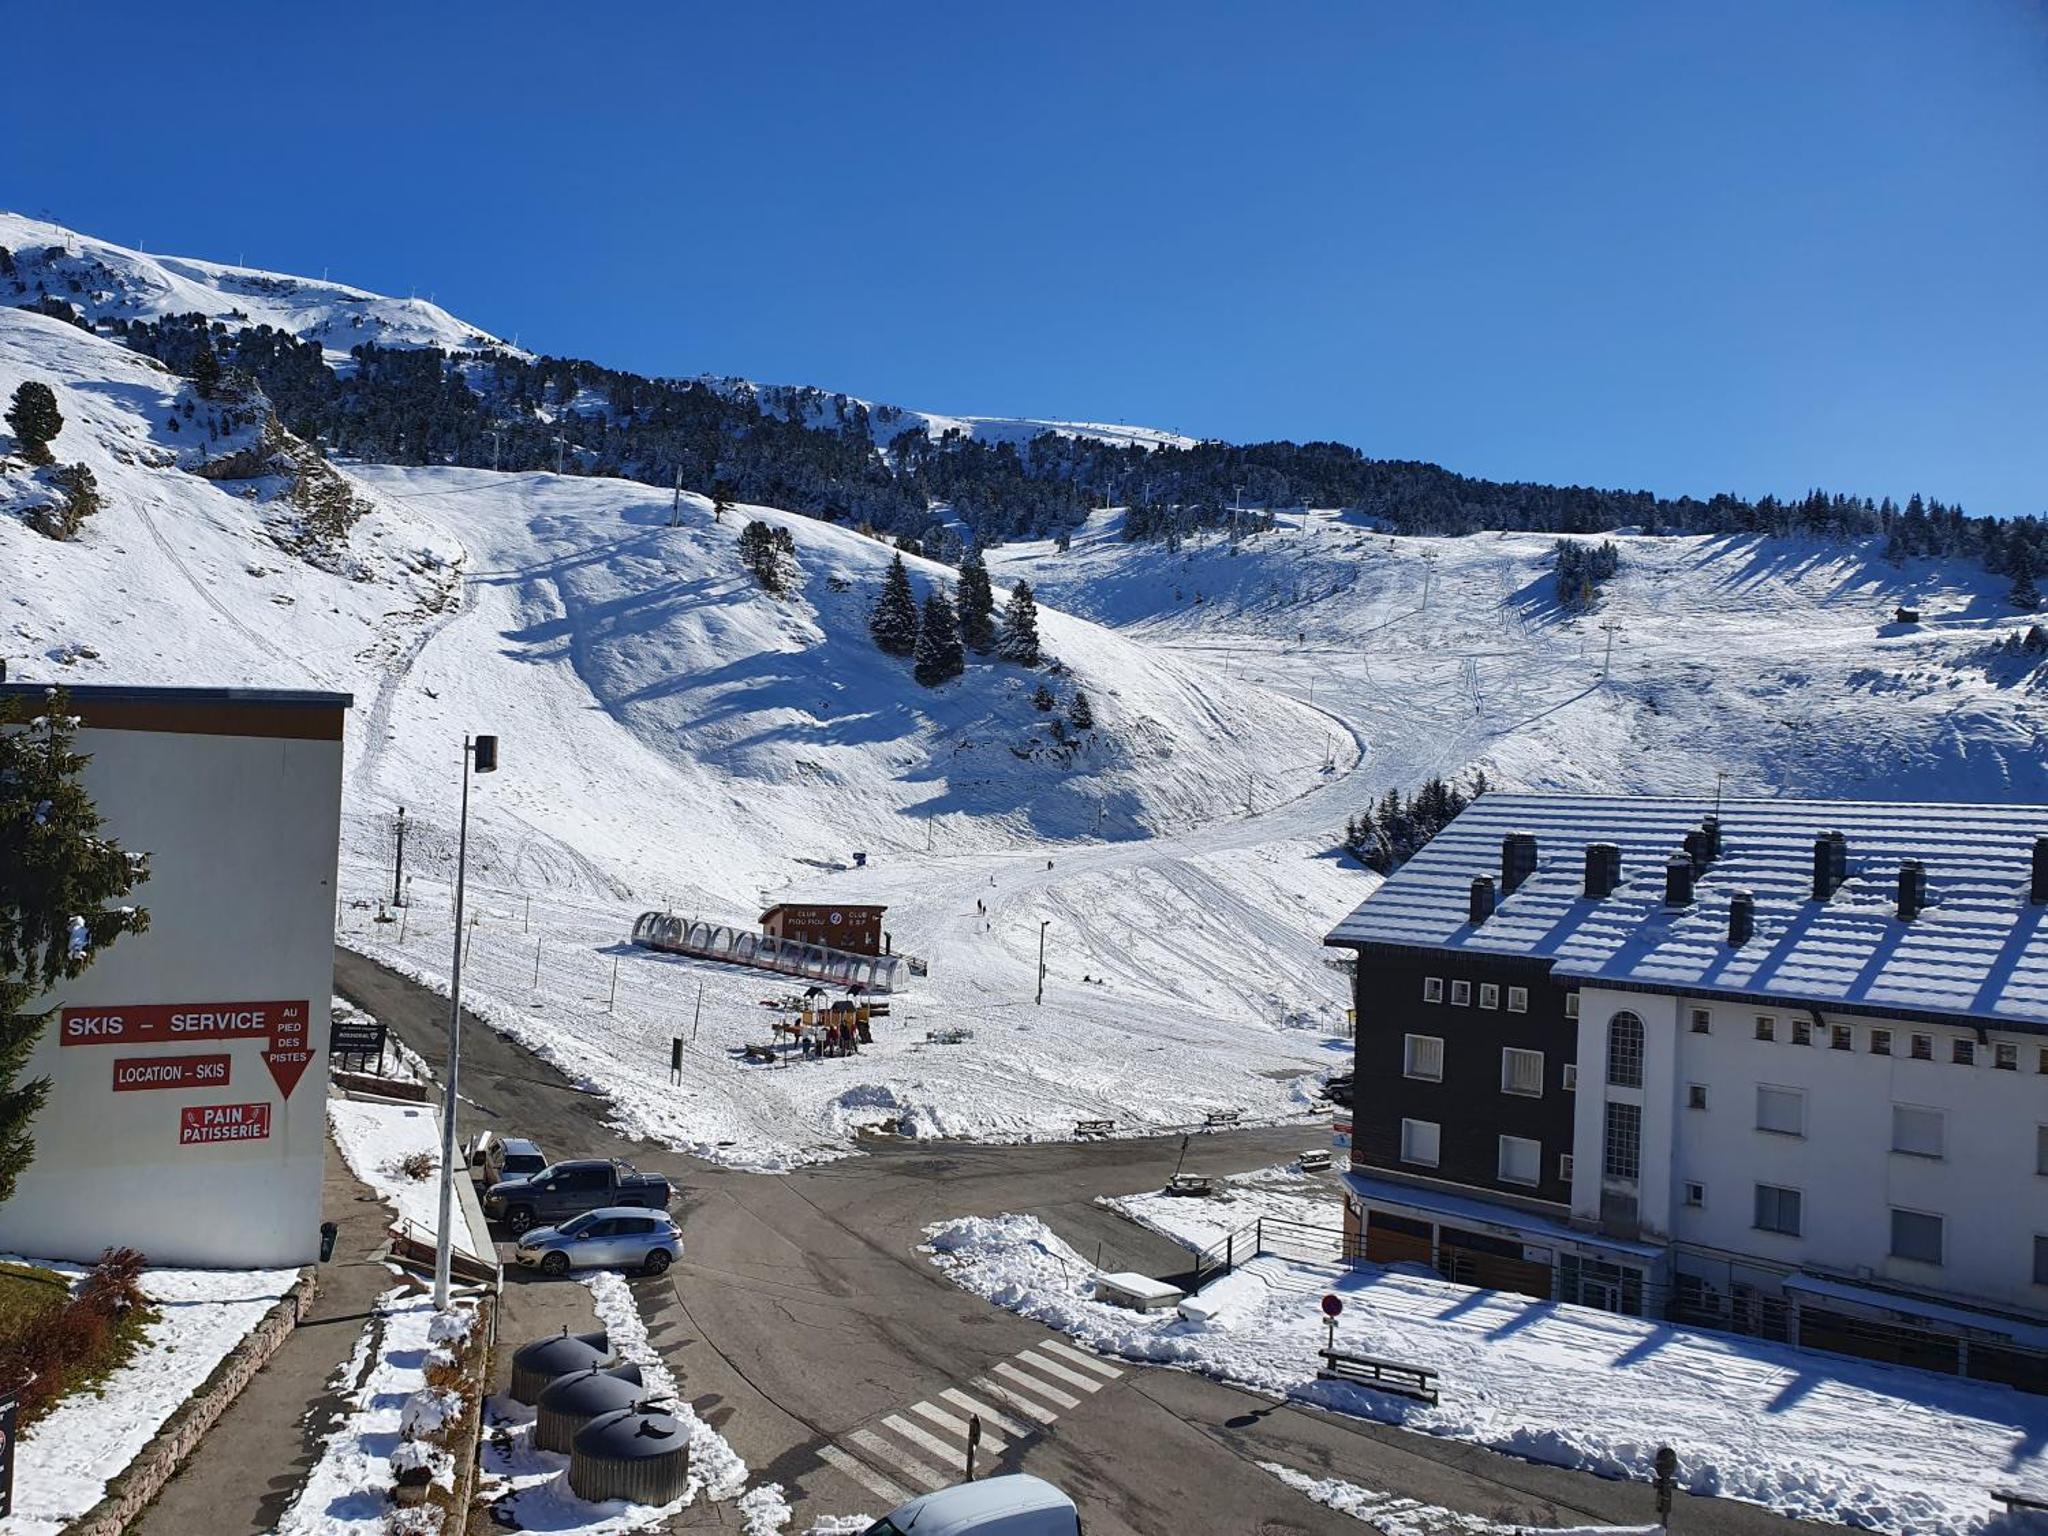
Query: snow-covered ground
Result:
<box><xmin>1260</xmin><ymin>1463</ymin><xmax>1657</xmax><ymax>1536</ymax></box>
<box><xmin>4</xmin><ymin>1259</ymin><xmax>298</xmax><ymax>1536</ymax></box>
<box><xmin>326</xmin><ymin>1091</ymin><xmax>487</xmax><ymax>1261</ymax></box>
<box><xmin>922</xmin><ymin>1191</ymin><xmax>2048</xmax><ymax>1536</ymax></box>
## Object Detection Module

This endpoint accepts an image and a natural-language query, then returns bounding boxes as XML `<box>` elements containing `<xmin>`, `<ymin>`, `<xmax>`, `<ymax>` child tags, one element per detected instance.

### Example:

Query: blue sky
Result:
<box><xmin>5</xmin><ymin>1</ymin><xmax>2044</xmax><ymax>512</ymax></box>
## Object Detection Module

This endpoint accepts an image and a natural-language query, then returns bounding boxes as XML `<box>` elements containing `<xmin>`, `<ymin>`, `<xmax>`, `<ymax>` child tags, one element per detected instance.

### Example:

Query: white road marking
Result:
<box><xmin>849</xmin><ymin>1426</ymin><xmax>951</xmax><ymax>1493</ymax></box>
<box><xmin>968</xmin><ymin>1374</ymin><xmax>1060</xmax><ymax>1424</ymax></box>
<box><xmin>1014</xmin><ymin>1349</ymin><xmax>1105</xmax><ymax>1393</ymax></box>
<box><xmin>885</xmin><ymin>1411</ymin><xmax>972</xmax><ymax>1474</ymax></box>
<box><xmin>1041</xmin><ymin>1338</ymin><xmax>1125</xmax><ymax>1378</ymax></box>
<box><xmin>819</xmin><ymin>1442</ymin><xmax>911</xmax><ymax>1506</ymax></box>
<box><xmin>911</xmin><ymin>1398</ymin><xmax>1010</xmax><ymax>1454</ymax></box>
<box><xmin>994</xmin><ymin>1358</ymin><xmax>1081</xmax><ymax>1410</ymax></box>
<box><xmin>940</xmin><ymin>1387</ymin><xmax>1030</xmax><ymax>1440</ymax></box>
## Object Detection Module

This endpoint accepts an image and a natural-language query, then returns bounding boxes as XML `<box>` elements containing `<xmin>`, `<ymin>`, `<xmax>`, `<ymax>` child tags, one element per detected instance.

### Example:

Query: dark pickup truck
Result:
<box><xmin>484</xmin><ymin>1158</ymin><xmax>672</xmax><ymax>1234</ymax></box>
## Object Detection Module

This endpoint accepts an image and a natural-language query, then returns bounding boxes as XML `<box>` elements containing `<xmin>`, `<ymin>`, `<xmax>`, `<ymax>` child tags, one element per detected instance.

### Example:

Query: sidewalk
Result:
<box><xmin>131</xmin><ymin>1135</ymin><xmax>397</xmax><ymax>1536</ymax></box>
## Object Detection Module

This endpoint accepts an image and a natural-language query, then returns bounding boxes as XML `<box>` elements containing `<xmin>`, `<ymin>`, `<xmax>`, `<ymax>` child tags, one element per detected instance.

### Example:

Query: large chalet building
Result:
<box><xmin>1326</xmin><ymin>794</ymin><xmax>2048</xmax><ymax>1388</ymax></box>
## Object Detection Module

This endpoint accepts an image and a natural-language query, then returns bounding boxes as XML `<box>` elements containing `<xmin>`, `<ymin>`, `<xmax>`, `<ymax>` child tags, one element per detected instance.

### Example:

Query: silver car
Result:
<box><xmin>514</xmin><ymin>1206</ymin><xmax>683</xmax><ymax>1277</ymax></box>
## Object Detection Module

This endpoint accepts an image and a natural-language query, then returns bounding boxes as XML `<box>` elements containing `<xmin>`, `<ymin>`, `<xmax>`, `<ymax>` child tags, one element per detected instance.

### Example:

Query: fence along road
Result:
<box><xmin>334</xmin><ymin>945</ymin><xmax>1834</xmax><ymax>1536</ymax></box>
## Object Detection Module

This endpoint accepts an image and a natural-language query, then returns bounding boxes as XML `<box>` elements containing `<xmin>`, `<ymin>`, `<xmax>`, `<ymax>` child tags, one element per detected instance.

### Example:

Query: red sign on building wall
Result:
<box><xmin>178</xmin><ymin>1102</ymin><xmax>272</xmax><ymax>1146</ymax></box>
<box><xmin>62</xmin><ymin>1001</ymin><xmax>314</xmax><ymax>1098</ymax></box>
<box><xmin>112</xmin><ymin>1055</ymin><xmax>232</xmax><ymax>1092</ymax></box>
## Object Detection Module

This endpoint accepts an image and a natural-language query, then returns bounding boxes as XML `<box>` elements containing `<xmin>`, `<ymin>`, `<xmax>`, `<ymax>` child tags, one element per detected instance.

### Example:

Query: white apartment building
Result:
<box><xmin>1329</xmin><ymin>794</ymin><xmax>2048</xmax><ymax>1389</ymax></box>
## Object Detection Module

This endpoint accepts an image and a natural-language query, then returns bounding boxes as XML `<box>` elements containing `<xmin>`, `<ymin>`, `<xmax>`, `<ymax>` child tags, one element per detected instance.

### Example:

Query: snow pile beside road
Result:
<box><xmin>326</xmin><ymin>1094</ymin><xmax>486</xmax><ymax>1259</ymax></box>
<box><xmin>1259</xmin><ymin>1462</ymin><xmax>1658</xmax><ymax>1535</ymax></box>
<box><xmin>2</xmin><ymin>1262</ymin><xmax>298</xmax><ymax>1536</ymax></box>
<box><xmin>922</xmin><ymin>1213</ymin><xmax>2048</xmax><ymax>1536</ymax></box>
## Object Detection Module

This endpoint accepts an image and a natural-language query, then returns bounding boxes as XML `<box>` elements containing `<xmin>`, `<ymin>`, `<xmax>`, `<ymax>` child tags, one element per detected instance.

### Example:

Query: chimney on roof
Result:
<box><xmin>1897</xmin><ymin>859</ymin><xmax>1926</xmax><ymax>921</ymax></box>
<box><xmin>1501</xmin><ymin>833</ymin><xmax>1538</xmax><ymax>896</ymax></box>
<box><xmin>2033</xmin><ymin>836</ymin><xmax>2048</xmax><ymax>905</ymax></box>
<box><xmin>1683</xmin><ymin>828</ymin><xmax>1709</xmax><ymax>867</ymax></box>
<box><xmin>1812</xmin><ymin>831</ymin><xmax>1847</xmax><ymax>901</ymax></box>
<box><xmin>1727</xmin><ymin>890</ymin><xmax>1755</xmax><ymax>946</ymax></box>
<box><xmin>1665</xmin><ymin>854</ymin><xmax>1695</xmax><ymax>908</ymax></box>
<box><xmin>1703</xmin><ymin>815</ymin><xmax>1722</xmax><ymax>860</ymax></box>
<box><xmin>1469</xmin><ymin>875</ymin><xmax>1496</xmax><ymax>926</ymax></box>
<box><xmin>1583</xmin><ymin>842</ymin><xmax>1622</xmax><ymax>899</ymax></box>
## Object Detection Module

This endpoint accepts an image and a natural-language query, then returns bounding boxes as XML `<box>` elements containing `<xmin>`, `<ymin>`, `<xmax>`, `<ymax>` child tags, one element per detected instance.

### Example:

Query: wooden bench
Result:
<box><xmin>1074</xmin><ymin>1118</ymin><xmax>1116</xmax><ymax>1138</ymax></box>
<box><xmin>1298</xmin><ymin>1149</ymin><xmax>1333</xmax><ymax>1172</ymax></box>
<box><xmin>742</xmin><ymin>1043</ymin><xmax>778</xmax><ymax>1064</ymax></box>
<box><xmin>1317</xmin><ymin>1349</ymin><xmax>1440</xmax><ymax>1406</ymax></box>
<box><xmin>1203</xmin><ymin>1109</ymin><xmax>1242</xmax><ymax>1129</ymax></box>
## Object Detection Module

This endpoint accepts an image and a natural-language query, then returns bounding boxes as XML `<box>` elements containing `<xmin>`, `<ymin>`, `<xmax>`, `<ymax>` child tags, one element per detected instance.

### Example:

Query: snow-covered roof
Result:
<box><xmin>1325</xmin><ymin>794</ymin><xmax>2048</xmax><ymax>1030</ymax></box>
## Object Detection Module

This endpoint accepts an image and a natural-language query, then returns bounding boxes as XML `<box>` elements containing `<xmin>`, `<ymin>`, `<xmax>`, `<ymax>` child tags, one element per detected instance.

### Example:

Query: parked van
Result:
<box><xmin>472</xmin><ymin>1131</ymin><xmax>548</xmax><ymax>1187</ymax></box>
<box><xmin>863</xmin><ymin>1475</ymin><xmax>1080</xmax><ymax>1535</ymax></box>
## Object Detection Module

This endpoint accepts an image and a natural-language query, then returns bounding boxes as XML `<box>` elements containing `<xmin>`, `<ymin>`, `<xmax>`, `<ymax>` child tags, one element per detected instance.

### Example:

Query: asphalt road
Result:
<box><xmin>337</xmin><ymin>946</ymin><xmax>1831</xmax><ymax>1535</ymax></box>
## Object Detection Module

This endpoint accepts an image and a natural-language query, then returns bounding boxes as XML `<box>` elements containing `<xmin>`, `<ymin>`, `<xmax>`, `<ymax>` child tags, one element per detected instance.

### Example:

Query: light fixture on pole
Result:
<box><xmin>434</xmin><ymin>733</ymin><xmax>497</xmax><ymax>1310</ymax></box>
<box><xmin>1036</xmin><ymin>919</ymin><xmax>1050</xmax><ymax>1007</ymax></box>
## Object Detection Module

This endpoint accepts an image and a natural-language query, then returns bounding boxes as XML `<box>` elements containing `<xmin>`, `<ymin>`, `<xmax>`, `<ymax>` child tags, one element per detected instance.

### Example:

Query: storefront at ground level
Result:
<box><xmin>0</xmin><ymin>683</ymin><xmax>351</xmax><ymax>1268</ymax></box>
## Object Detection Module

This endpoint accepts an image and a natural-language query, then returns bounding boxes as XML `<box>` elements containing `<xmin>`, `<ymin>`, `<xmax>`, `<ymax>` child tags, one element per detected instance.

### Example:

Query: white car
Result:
<box><xmin>863</xmin><ymin>1474</ymin><xmax>1080</xmax><ymax>1535</ymax></box>
<box><xmin>514</xmin><ymin>1206</ymin><xmax>683</xmax><ymax>1277</ymax></box>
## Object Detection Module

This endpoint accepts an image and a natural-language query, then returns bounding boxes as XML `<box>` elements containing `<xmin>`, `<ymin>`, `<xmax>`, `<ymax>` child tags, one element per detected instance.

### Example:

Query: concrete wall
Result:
<box><xmin>0</xmin><ymin>717</ymin><xmax>343</xmax><ymax>1268</ymax></box>
<box><xmin>1574</xmin><ymin>985</ymin><xmax>2048</xmax><ymax>1315</ymax></box>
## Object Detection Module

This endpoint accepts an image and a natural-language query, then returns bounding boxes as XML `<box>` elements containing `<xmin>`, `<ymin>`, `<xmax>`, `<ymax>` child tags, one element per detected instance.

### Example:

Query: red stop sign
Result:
<box><xmin>1321</xmin><ymin>1293</ymin><xmax>1343</xmax><ymax>1319</ymax></box>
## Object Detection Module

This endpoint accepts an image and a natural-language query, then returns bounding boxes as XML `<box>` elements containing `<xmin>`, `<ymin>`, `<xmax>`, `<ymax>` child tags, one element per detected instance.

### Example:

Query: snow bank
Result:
<box><xmin>922</xmin><ymin>1212</ymin><xmax>2048</xmax><ymax>1536</ymax></box>
<box><xmin>2</xmin><ymin>1262</ymin><xmax>297</xmax><ymax>1536</ymax></box>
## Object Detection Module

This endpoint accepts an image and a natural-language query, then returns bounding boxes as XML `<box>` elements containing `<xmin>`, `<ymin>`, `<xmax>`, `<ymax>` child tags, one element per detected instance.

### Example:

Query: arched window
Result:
<box><xmin>1607</xmin><ymin>1011</ymin><xmax>1645</xmax><ymax>1088</ymax></box>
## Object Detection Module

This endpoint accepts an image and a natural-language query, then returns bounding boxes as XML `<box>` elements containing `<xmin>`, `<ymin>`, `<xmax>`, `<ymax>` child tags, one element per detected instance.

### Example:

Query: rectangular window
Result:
<box><xmin>1479</xmin><ymin>982</ymin><xmax>1501</xmax><ymax>1010</ymax></box>
<box><xmin>1400</xmin><ymin>1118</ymin><xmax>1440</xmax><ymax>1168</ymax></box>
<box><xmin>1562</xmin><ymin>1062</ymin><xmax>1578</xmax><ymax>1090</ymax></box>
<box><xmin>1564</xmin><ymin>992</ymin><xmax>1580</xmax><ymax>1019</ymax></box>
<box><xmin>1792</xmin><ymin>1018</ymin><xmax>1812</xmax><ymax>1047</ymax></box>
<box><xmin>1498</xmin><ymin>1135</ymin><xmax>1541</xmax><ymax>1187</ymax></box>
<box><xmin>1953</xmin><ymin>1038</ymin><xmax>1975</xmax><ymax>1067</ymax></box>
<box><xmin>1690</xmin><ymin>1007</ymin><xmax>1711</xmax><ymax>1034</ymax></box>
<box><xmin>1422</xmin><ymin>976</ymin><xmax>1444</xmax><ymax>1004</ymax></box>
<box><xmin>1403</xmin><ymin>1034</ymin><xmax>1444</xmax><ymax>1083</ymax></box>
<box><xmin>1507</xmin><ymin>986</ymin><xmax>1529</xmax><ymax>1013</ymax></box>
<box><xmin>1911</xmin><ymin>1033</ymin><xmax>1933</xmax><ymax>1061</ymax></box>
<box><xmin>2037</xmin><ymin>1124</ymin><xmax>2047</xmax><ymax>1177</ymax></box>
<box><xmin>1891</xmin><ymin>1104</ymin><xmax>1945</xmax><ymax>1159</ymax></box>
<box><xmin>1890</xmin><ymin>1208</ymin><xmax>1943</xmax><ymax>1265</ymax></box>
<box><xmin>1871</xmin><ymin>1028</ymin><xmax>1893</xmax><ymax>1056</ymax></box>
<box><xmin>1830</xmin><ymin>1024</ymin><xmax>1853</xmax><ymax>1051</ymax></box>
<box><xmin>1687</xmin><ymin>1083</ymin><xmax>1708</xmax><ymax>1110</ymax></box>
<box><xmin>1451</xmin><ymin>980</ymin><xmax>1472</xmax><ymax>1007</ymax></box>
<box><xmin>1559</xmin><ymin>1152</ymin><xmax>1575</xmax><ymax>1183</ymax></box>
<box><xmin>1755</xmin><ymin>1016</ymin><xmax>1776</xmax><ymax>1042</ymax></box>
<box><xmin>2037</xmin><ymin>1236</ymin><xmax>2048</xmax><ymax>1286</ymax></box>
<box><xmin>1603</xmin><ymin>1101</ymin><xmax>1642</xmax><ymax>1182</ymax></box>
<box><xmin>1996</xmin><ymin>1042</ymin><xmax>2018</xmax><ymax>1071</ymax></box>
<box><xmin>1756</xmin><ymin>1084</ymin><xmax>1805</xmax><ymax>1136</ymax></box>
<box><xmin>2040</xmin><ymin>1046</ymin><xmax>2048</xmax><ymax>1074</ymax></box>
<box><xmin>1754</xmin><ymin>1183</ymin><xmax>1803</xmax><ymax>1236</ymax></box>
<box><xmin>1501</xmin><ymin>1047</ymin><xmax>1545</xmax><ymax>1097</ymax></box>
<box><xmin>1684</xmin><ymin>1180</ymin><xmax>1705</xmax><ymax>1208</ymax></box>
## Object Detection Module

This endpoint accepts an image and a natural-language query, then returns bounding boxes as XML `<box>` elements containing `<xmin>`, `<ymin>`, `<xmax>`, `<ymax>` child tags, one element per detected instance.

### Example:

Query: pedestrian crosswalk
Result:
<box><xmin>813</xmin><ymin>1337</ymin><xmax>1126</xmax><ymax>1509</ymax></box>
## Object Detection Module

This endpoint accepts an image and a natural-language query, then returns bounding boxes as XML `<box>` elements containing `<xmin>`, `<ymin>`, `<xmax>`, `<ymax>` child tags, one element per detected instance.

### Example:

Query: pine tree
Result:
<box><xmin>1032</xmin><ymin>683</ymin><xmax>1056</xmax><ymax>712</ymax></box>
<box><xmin>737</xmin><ymin>520</ymin><xmax>794</xmax><ymax>594</ymax></box>
<box><xmin>1</xmin><ymin>690</ymin><xmax>151</xmax><ymax>1201</ymax></box>
<box><xmin>2011</xmin><ymin>547</ymin><xmax>2041</xmax><ymax>611</ymax></box>
<box><xmin>869</xmin><ymin>553</ymin><xmax>920</xmax><ymax>657</ymax></box>
<box><xmin>1068</xmin><ymin>689</ymin><xmax>1094</xmax><ymax>731</ymax></box>
<box><xmin>5</xmin><ymin>380</ymin><xmax>62</xmax><ymax>466</ymax></box>
<box><xmin>913</xmin><ymin>589</ymin><xmax>965</xmax><ymax>687</ymax></box>
<box><xmin>712</xmin><ymin>478</ymin><xmax>735</xmax><ymax>524</ymax></box>
<box><xmin>998</xmin><ymin>579</ymin><xmax>1042</xmax><ymax>666</ymax></box>
<box><xmin>190</xmin><ymin>341</ymin><xmax>222</xmax><ymax>400</ymax></box>
<box><xmin>957</xmin><ymin>545</ymin><xmax>997</xmax><ymax>652</ymax></box>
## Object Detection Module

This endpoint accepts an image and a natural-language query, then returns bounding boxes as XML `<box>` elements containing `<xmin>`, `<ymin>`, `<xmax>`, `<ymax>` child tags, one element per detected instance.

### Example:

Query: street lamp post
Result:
<box><xmin>434</xmin><ymin>733</ymin><xmax>497</xmax><ymax>1310</ymax></box>
<box><xmin>1036</xmin><ymin>920</ymin><xmax>1049</xmax><ymax>1006</ymax></box>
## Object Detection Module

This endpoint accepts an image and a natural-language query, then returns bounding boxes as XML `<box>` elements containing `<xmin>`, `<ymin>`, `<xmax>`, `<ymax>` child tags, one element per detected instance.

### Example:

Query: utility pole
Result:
<box><xmin>487</xmin><ymin>429</ymin><xmax>503</xmax><ymax>472</ymax></box>
<box><xmin>1036</xmin><ymin>920</ymin><xmax>1049</xmax><ymax>1006</ymax></box>
<box><xmin>1600</xmin><ymin>619</ymin><xmax>1623</xmax><ymax>681</ymax></box>
<box><xmin>434</xmin><ymin>733</ymin><xmax>498</xmax><ymax>1311</ymax></box>
<box><xmin>552</xmin><ymin>434</ymin><xmax>567</xmax><ymax>474</ymax></box>
<box><xmin>1420</xmin><ymin>549</ymin><xmax>1440</xmax><ymax>614</ymax></box>
<box><xmin>670</xmin><ymin>466</ymin><xmax>683</xmax><ymax>527</ymax></box>
<box><xmin>391</xmin><ymin>806</ymin><xmax>407</xmax><ymax>907</ymax></box>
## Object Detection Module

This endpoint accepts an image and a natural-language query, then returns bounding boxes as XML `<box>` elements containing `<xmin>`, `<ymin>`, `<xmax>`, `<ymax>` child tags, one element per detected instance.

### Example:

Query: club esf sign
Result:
<box><xmin>60</xmin><ymin>1000</ymin><xmax>315</xmax><ymax>1097</ymax></box>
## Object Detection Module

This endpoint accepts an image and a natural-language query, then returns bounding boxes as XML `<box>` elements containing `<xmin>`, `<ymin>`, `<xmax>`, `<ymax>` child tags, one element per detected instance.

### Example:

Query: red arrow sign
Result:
<box><xmin>262</xmin><ymin>1000</ymin><xmax>314</xmax><ymax>1098</ymax></box>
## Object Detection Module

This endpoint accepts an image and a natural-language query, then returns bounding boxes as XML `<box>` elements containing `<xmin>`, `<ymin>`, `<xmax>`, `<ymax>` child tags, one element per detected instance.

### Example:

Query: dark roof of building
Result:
<box><xmin>1325</xmin><ymin>794</ymin><xmax>2048</xmax><ymax>1029</ymax></box>
<box><xmin>0</xmin><ymin>682</ymin><xmax>353</xmax><ymax>707</ymax></box>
